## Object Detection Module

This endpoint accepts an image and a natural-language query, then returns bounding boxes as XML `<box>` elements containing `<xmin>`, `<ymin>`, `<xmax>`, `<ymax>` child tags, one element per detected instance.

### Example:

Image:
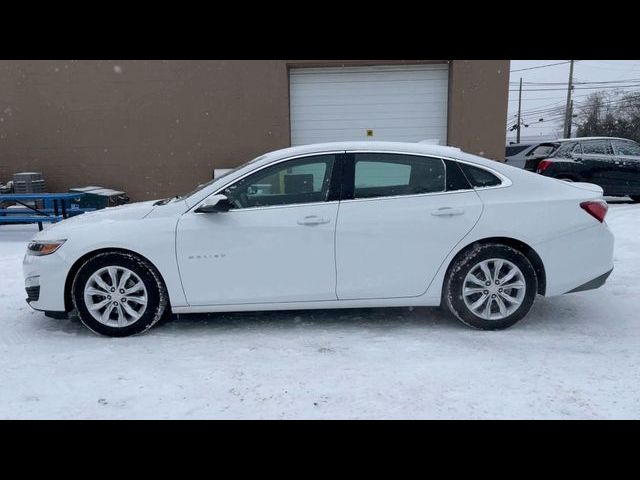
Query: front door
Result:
<box><xmin>575</xmin><ymin>139</ymin><xmax>618</xmax><ymax>191</ymax></box>
<box><xmin>176</xmin><ymin>154</ymin><xmax>341</xmax><ymax>305</ymax></box>
<box><xmin>335</xmin><ymin>152</ymin><xmax>483</xmax><ymax>300</ymax></box>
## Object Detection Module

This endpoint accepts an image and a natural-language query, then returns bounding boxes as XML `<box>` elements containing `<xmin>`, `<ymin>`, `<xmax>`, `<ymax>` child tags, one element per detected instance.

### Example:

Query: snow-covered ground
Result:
<box><xmin>1</xmin><ymin>201</ymin><xmax>639</xmax><ymax>419</ymax></box>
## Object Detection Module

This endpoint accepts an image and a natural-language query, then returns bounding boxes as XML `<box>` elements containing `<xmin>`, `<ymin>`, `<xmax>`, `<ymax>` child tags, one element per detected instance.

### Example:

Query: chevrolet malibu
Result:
<box><xmin>23</xmin><ymin>142</ymin><xmax>615</xmax><ymax>336</ymax></box>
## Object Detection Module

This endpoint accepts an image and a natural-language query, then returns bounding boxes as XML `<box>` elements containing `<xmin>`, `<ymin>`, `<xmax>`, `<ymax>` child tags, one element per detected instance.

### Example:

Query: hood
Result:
<box><xmin>33</xmin><ymin>200</ymin><xmax>158</xmax><ymax>239</ymax></box>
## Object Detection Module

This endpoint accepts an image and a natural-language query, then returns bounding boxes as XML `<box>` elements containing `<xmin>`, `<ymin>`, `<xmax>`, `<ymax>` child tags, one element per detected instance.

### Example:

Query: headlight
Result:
<box><xmin>27</xmin><ymin>240</ymin><xmax>66</xmax><ymax>256</ymax></box>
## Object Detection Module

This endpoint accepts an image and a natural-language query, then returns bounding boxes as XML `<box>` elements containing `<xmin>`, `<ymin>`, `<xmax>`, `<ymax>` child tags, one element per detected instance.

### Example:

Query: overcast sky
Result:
<box><xmin>506</xmin><ymin>60</ymin><xmax>640</xmax><ymax>143</ymax></box>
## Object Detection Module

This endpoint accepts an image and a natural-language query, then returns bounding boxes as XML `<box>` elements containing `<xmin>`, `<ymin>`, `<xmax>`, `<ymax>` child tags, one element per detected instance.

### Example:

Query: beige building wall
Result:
<box><xmin>0</xmin><ymin>60</ymin><xmax>509</xmax><ymax>200</ymax></box>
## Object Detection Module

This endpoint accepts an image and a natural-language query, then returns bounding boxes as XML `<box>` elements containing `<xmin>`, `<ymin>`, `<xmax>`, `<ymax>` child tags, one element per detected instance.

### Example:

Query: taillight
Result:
<box><xmin>537</xmin><ymin>159</ymin><xmax>553</xmax><ymax>173</ymax></box>
<box><xmin>580</xmin><ymin>200</ymin><xmax>608</xmax><ymax>223</ymax></box>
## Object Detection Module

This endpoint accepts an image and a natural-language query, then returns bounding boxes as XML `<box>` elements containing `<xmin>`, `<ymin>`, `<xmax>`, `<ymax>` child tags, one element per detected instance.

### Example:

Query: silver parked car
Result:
<box><xmin>505</xmin><ymin>141</ymin><xmax>567</xmax><ymax>169</ymax></box>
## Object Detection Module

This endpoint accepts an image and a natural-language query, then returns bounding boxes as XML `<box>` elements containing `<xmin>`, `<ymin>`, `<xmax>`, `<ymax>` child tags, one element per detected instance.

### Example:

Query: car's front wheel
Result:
<box><xmin>443</xmin><ymin>244</ymin><xmax>538</xmax><ymax>330</ymax></box>
<box><xmin>71</xmin><ymin>252</ymin><xmax>168</xmax><ymax>337</ymax></box>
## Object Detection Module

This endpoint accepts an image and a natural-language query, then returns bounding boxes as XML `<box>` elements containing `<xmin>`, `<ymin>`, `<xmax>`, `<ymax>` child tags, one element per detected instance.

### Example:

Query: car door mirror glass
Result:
<box><xmin>195</xmin><ymin>194</ymin><xmax>232</xmax><ymax>213</ymax></box>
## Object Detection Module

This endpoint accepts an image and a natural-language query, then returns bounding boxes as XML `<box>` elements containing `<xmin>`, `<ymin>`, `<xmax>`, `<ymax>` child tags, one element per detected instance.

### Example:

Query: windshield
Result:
<box><xmin>505</xmin><ymin>145</ymin><xmax>531</xmax><ymax>157</ymax></box>
<box><xmin>526</xmin><ymin>143</ymin><xmax>559</xmax><ymax>158</ymax></box>
<box><xmin>174</xmin><ymin>154</ymin><xmax>268</xmax><ymax>201</ymax></box>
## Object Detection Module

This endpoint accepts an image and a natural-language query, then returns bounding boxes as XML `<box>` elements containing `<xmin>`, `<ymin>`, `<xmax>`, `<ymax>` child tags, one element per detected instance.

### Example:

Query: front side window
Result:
<box><xmin>353</xmin><ymin>153</ymin><xmax>445</xmax><ymax>199</ymax></box>
<box><xmin>581</xmin><ymin>140</ymin><xmax>612</xmax><ymax>155</ymax></box>
<box><xmin>612</xmin><ymin>140</ymin><xmax>640</xmax><ymax>156</ymax></box>
<box><xmin>223</xmin><ymin>155</ymin><xmax>336</xmax><ymax>209</ymax></box>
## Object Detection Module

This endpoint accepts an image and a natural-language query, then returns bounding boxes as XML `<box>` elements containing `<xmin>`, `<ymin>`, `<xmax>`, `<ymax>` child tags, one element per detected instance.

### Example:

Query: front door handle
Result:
<box><xmin>431</xmin><ymin>207</ymin><xmax>465</xmax><ymax>217</ymax></box>
<box><xmin>297</xmin><ymin>215</ymin><xmax>331</xmax><ymax>226</ymax></box>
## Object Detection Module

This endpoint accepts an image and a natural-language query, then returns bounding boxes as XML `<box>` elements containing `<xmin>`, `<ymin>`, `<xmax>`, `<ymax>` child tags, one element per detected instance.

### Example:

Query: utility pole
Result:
<box><xmin>516</xmin><ymin>77</ymin><xmax>522</xmax><ymax>143</ymax></box>
<box><xmin>564</xmin><ymin>60</ymin><xmax>575</xmax><ymax>138</ymax></box>
<box><xmin>567</xmin><ymin>99</ymin><xmax>574</xmax><ymax>138</ymax></box>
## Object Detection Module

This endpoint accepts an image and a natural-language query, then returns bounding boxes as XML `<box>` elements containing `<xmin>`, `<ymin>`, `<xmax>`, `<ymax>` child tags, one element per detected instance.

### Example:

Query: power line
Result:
<box><xmin>510</xmin><ymin>61</ymin><xmax>572</xmax><ymax>73</ymax></box>
<box><xmin>508</xmin><ymin>89</ymin><xmax>640</xmax><ymax>103</ymax></box>
<box><xmin>513</xmin><ymin>95</ymin><xmax>636</xmax><ymax>121</ymax></box>
<box><xmin>507</xmin><ymin>94</ymin><xmax>640</xmax><ymax>127</ymax></box>
<box><xmin>509</xmin><ymin>83</ymin><xmax>640</xmax><ymax>92</ymax></box>
<box><xmin>509</xmin><ymin>78</ymin><xmax>640</xmax><ymax>86</ymax></box>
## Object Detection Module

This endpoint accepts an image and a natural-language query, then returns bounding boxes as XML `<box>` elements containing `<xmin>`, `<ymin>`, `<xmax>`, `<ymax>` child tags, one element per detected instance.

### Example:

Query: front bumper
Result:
<box><xmin>22</xmin><ymin>251</ymin><xmax>70</xmax><ymax>312</ymax></box>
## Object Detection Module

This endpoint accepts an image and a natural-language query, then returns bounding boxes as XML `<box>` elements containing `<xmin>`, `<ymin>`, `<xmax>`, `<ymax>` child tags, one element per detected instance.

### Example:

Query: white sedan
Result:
<box><xmin>23</xmin><ymin>142</ymin><xmax>614</xmax><ymax>336</ymax></box>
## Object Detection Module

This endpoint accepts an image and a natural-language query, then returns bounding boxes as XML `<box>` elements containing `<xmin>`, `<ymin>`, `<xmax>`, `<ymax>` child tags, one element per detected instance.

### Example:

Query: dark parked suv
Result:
<box><xmin>525</xmin><ymin>136</ymin><xmax>640</xmax><ymax>202</ymax></box>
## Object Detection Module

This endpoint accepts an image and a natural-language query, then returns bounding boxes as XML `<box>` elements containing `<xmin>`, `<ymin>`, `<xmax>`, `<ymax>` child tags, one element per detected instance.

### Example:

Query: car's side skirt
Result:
<box><xmin>171</xmin><ymin>296</ymin><xmax>442</xmax><ymax>314</ymax></box>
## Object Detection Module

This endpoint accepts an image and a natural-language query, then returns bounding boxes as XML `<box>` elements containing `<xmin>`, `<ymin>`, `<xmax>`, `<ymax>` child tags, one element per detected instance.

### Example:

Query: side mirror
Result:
<box><xmin>194</xmin><ymin>194</ymin><xmax>233</xmax><ymax>213</ymax></box>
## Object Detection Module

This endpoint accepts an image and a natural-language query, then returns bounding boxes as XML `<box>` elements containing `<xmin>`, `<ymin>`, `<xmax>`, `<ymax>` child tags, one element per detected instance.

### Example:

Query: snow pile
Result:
<box><xmin>0</xmin><ymin>203</ymin><xmax>639</xmax><ymax>419</ymax></box>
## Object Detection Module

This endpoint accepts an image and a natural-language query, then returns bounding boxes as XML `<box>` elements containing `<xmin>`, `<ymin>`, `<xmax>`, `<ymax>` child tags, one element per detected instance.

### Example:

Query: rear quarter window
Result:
<box><xmin>459</xmin><ymin>164</ymin><xmax>502</xmax><ymax>188</ymax></box>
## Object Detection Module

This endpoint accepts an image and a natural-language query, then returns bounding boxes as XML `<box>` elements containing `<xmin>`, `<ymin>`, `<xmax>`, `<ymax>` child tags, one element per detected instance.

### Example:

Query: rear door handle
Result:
<box><xmin>431</xmin><ymin>207</ymin><xmax>465</xmax><ymax>217</ymax></box>
<box><xmin>297</xmin><ymin>215</ymin><xmax>331</xmax><ymax>226</ymax></box>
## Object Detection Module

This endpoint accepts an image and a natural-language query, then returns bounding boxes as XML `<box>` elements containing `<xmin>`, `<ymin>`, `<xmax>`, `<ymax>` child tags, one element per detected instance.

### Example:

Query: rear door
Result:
<box><xmin>334</xmin><ymin>152</ymin><xmax>483</xmax><ymax>300</ymax></box>
<box><xmin>575</xmin><ymin>139</ymin><xmax>617</xmax><ymax>190</ymax></box>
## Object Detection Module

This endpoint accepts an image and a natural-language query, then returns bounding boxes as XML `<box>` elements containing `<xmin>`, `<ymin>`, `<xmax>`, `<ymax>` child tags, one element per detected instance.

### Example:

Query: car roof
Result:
<box><xmin>250</xmin><ymin>141</ymin><xmax>523</xmax><ymax>179</ymax></box>
<box><xmin>506</xmin><ymin>137</ymin><xmax>634</xmax><ymax>149</ymax></box>
<box><xmin>560</xmin><ymin>136</ymin><xmax>630</xmax><ymax>142</ymax></box>
<box><xmin>261</xmin><ymin>141</ymin><xmax>464</xmax><ymax>162</ymax></box>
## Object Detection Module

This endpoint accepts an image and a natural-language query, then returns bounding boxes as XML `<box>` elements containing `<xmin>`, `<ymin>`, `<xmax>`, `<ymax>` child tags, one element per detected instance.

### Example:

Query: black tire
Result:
<box><xmin>630</xmin><ymin>195</ymin><xmax>640</xmax><ymax>203</ymax></box>
<box><xmin>443</xmin><ymin>243</ymin><xmax>538</xmax><ymax>330</ymax></box>
<box><xmin>71</xmin><ymin>252</ymin><xmax>168</xmax><ymax>337</ymax></box>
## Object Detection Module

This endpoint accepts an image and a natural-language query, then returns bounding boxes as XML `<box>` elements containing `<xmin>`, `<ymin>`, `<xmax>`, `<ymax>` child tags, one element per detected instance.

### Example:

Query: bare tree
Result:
<box><xmin>575</xmin><ymin>90</ymin><xmax>640</xmax><ymax>142</ymax></box>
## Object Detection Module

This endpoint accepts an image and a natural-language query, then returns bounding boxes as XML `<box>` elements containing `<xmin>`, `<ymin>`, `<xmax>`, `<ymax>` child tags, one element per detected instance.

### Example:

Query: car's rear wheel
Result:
<box><xmin>71</xmin><ymin>252</ymin><xmax>168</xmax><ymax>337</ymax></box>
<box><xmin>443</xmin><ymin>244</ymin><xmax>537</xmax><ymax>330</ymax></box>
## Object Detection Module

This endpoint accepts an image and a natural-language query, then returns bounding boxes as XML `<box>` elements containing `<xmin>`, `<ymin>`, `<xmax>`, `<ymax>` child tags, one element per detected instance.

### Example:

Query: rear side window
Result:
<box><xmin>353</xmin><ymin>153</ymin><xmax>445</xmax><ymax>199</ymax></box>
<box><xmin>459</xmin><ymin>163</ymin><xmax>502</xmax><ymax>188</ymax></box>
<box><xmin>582</xmin><ymin>140</ymin><xmax>612</xmax><ymax>155</ymax></box>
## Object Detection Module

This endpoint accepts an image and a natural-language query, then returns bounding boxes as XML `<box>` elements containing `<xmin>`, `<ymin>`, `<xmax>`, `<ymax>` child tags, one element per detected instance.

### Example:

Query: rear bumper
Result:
<box><xmin>566</xmin><ymin>268</ymin><xmax>613</xmax><ymax>293</ymax></box>
<box><xmin>535</xmin><ymin>223</ymin><xmax>614</xmax><ymax>296</ymax></box>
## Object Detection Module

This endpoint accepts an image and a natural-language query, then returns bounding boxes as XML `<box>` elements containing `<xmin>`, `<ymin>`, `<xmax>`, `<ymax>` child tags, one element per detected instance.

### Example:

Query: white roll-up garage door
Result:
<box><xmin>289</xmin><ymin>64</ymin><xmax>449</xmax><ymax>146</ymax></box>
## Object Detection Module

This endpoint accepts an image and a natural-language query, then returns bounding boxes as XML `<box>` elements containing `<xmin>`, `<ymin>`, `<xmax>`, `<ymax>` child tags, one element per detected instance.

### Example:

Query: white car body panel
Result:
<box><xmin>335</xmin><ymin>190</ymin><xmax>483</xmax><ymax>299</ymax></box>
<box><xmin>23</xmin><ymin>141</ymin><xmax>615</xmax><ymax>317</ymax></box>
<box><xmin>176</xmin><ymin>202</ymin><xmax>339</xmax><ymax>305</ymax></box>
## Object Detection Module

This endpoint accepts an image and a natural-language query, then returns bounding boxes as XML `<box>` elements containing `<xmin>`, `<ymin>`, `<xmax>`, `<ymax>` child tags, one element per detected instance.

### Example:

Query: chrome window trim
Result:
<box><xmin>188</xmin><ymin>148</ymin><xmax>511</xmax><ymax>213</ymax></box>
<box><xmin>212</xmin><ymin>200</ymin><xmax>340</xmax><ymax>214</ymax></box>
